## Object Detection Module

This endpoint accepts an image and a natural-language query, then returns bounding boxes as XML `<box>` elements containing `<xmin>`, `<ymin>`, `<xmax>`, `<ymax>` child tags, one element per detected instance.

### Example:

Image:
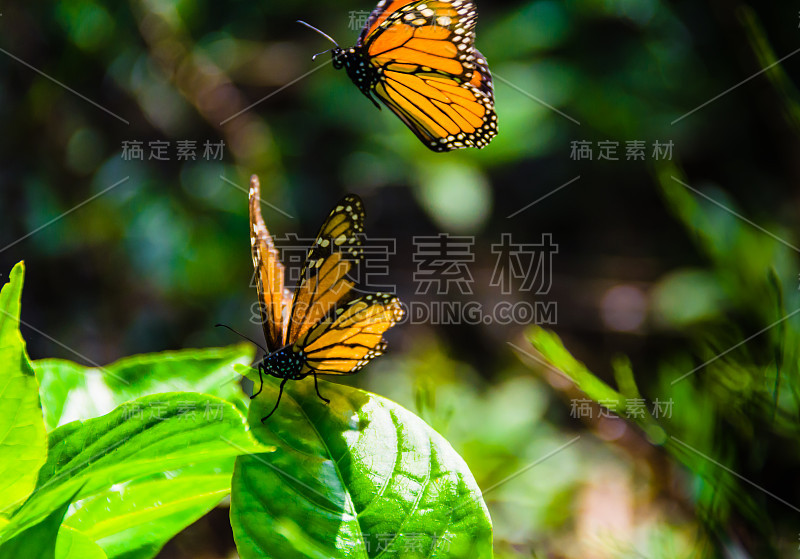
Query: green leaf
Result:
<box><xmin>34</xmin><ymin>344</ymin><xmax>255</xmax><ymax>429</ymax></box>
<box><xmin>526</xmin><ymin>327</ymin><xmax>667</xmax><ymax>443</ymax></box>
<box><xmin>2</xmin><ymin>392</ymin><xmax>273</xmax><ymax>545</ymax></box>
<box><xmin>231</xmin><ymin>368</ymin><xmax>493</xmax><ymax>559</ymax></box>
<box><xmin>64</xmin><ymin>461</ymin><xmax>233</xmax><ymax>559</ymax></box>
<box><xmin>0</xmin><ymin>486</ymin><xmax>80</xmax><ymax>559</ymax></box>
<box><xmin>0</xmin><ymin>262</ymin><xmax>47</xmax><ymax>515</ymax></box>
<box><xmin>55</xmin><ymin>526</ymin><xmax>108</xmax><ymax>559</ymax></box>
<box><xmin>102</xmin><ymin>344</ymin><xmax>255</xmax><ymax>402</ymax></box>
<box><xmin>33</xmin><ymin>359</ymin><xmax>102</xmax><ymax>432</ymax></box>
<box><xmin>526</xmin><ymin>326</ymin><xmax>624</xmax><ymax>409</ymax></box>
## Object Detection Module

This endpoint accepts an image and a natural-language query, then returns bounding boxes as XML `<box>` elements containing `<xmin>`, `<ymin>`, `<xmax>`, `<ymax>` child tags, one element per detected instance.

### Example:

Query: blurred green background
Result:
<box><xmin>3</xmin><ymin>0</ymin><xmax>800</xmax><ymax>557</ymax></box>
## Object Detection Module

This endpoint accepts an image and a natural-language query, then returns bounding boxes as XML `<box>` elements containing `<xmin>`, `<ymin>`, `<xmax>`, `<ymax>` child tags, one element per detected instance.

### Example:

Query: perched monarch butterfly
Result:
<box><xmin>299</xmin><ymin>0</ymin><xmax>497</xmax><ymax>152</ymax></box>
<box><xmin>242</xmin><ymin>175</ymin><xmax>404</xmax><ymax>421</ymax></box>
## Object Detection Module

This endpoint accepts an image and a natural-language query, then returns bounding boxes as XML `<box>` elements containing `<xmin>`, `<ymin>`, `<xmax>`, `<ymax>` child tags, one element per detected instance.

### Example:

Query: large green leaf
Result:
<box><xmin>33</xmin><ymin>359</ymin><xmax>104</xmax><ymax>432</ymax></box>
<box><xmin>34</xmin><ymin>344</ymin><xmax>255</xmax><ymax>429</ymax></box>
<box><xmin>0</xmin><ymin>486</ymin><xmax>80</xmax><ymax>559</ymax></box>
<box><xmin>1</xmin><ymin>392</ymin><xmax>273</xmax><ymax>545</ymax></box>
<box><xmin>231</xmin><ymin>367</ymin><xmax>493</xmax><ymax>559</ymax></box>
<box><xmin>0</xmin><ymin>262</ymin><xmax>47</xmax><ymax>515</ymax></box>
<box><xmin>64</xmin><ymin>461</ymin><xmax>234</xmax><ymax>559</ymax></box>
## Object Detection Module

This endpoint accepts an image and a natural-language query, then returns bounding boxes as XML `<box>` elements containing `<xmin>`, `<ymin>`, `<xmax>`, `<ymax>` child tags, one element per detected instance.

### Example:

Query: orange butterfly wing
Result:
<box><xmin>359</xmin><ymin>0</ymin><xmax>415</xmax><ymax>43</ymax></box>
<box><xmin>284</xmin><ymin>195</ymin><xmax>365</xmax><ymax>345</ymax></box>
<box><xmin>294</xmin><ymin>293</ymin><xmax>405</xmax><ymax>375</ymax></box>
<box><xmin>249</xmin><ymin>175</ymin><xmax>292</xmax><ymax>352</ymax></box>
<box><xmin>469</xmin><ymin>48</ymin><xmax>494</xmax><ymax>97</ymax></box>
<box><xmin>359</xmin><ymin>0</ymin><xmax>497</xmax><ymax>151</ymax></box>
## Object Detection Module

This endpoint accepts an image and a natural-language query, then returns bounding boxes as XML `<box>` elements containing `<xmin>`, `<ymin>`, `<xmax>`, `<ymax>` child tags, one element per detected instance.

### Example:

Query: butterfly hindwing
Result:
<box><xmin>249</xmin><ymin>175</ymin><xmax>289</xmax><ymax>353</ymax></box>
<box><xmin>294</xmin><ymin>293</ymin><xmax>405</xmax><ymax>375</ymax></box>
<box><xmin>374</xmin><ymin>70</ymin><xmax>497</xmax><ymax>151</ymax></box>
<box><xmin>284</xmin><ymin>195</ymin><xmax>366</xmax><ymax>345</ymax></box>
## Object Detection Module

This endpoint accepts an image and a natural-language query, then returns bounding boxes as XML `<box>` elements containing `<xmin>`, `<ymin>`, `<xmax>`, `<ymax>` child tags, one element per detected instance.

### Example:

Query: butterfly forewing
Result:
<box><xmin>359</xmin><ymin>0</ymin><xmax>411</xmax><ymax>44</ymax></box>
<box><xmin>285</xmin><ymin>195</ymin><xmax>366</xmax><ymax>344</ymax></box>
<box><xmin>249</xmin><ymin>175</ymin><xmax>290</xmax><ymax>352</ymax></box>
<box><xmin>363</xmin><ymin>1</ymin><xmax>477</xmax><ymax>82</ymax></box>
<box><xmin>354</xmin><ymin>0</ymin><xmax>498</xmax><ymax>152</ymax></box>
<box><xmin>469</xmin><ymin>48</ymin><xmax>494</xmax><ymax>98</ymax></box>
<box><xmin>294</xmin><ymin>293</ymin><xmax>405</xmax><ymax>375</ymax></box>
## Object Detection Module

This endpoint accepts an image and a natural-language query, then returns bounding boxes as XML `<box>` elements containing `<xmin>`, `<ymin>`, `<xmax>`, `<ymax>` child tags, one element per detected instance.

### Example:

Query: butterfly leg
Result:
<box><xmin>251</xmin><ymin>363</ymin><xmax>265</xmax><ymax>399</ymax></box>
<box><xmin>313</xmin><ymin>373</ymin><xmax>330</xmax><ymax>405</ymax></box>
<box><xmin>365</xmin><ymin>90</ymin><xmax>381</xmax><ymax>110</ymax></box>
<box><xmin>261</xmin><ymin>377</ymin><xmax>288</xmax><ymax>422</ymax></box>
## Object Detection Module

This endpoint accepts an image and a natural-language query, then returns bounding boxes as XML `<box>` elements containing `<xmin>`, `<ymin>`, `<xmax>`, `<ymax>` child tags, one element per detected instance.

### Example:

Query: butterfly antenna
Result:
<box><xmin>297</xmin><ymin>20</ymin><xmax>339</xmax><ymax>48</ymax></box>
<box><xmin>215</xmin><ymin>323</ymin><xmax>268</xmax><ymax>353</ymax></box>
<box><xmin>311</xmin><ymin>48</ymin><xmax>334</xmax><ymax>61</ymax></box>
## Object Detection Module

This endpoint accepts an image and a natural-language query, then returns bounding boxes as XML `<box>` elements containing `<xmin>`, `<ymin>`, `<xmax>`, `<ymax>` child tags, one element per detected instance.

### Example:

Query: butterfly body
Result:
<box><xmin>332</xmin><ymin>47</ymin><xmax>382</xmax><ymax>108</ymax></box>
<box><xmin>312</xmin><ymin>0</ymin><xmax>497</xmax><ymax>152</ymax></box>
<box><xmin>246</xmin><ymin>175</ymin><xmax>404</xmax><ymax>420</ymax></box>
<box><xmin>258</xmin><ymin>346</ymin><xmax>307</xmax><ymax>381</ymax></box>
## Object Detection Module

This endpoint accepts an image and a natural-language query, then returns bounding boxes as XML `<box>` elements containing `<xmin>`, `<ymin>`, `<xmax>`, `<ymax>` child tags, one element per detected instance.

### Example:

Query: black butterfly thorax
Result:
<box><xmin>261</xmin><ymin>346</ymin><xmax>306</xmax><ymax>381</ymax></box>
<box><xmin>333</xmin><ymin>47</ymin><xmax>382</xmax><ymax>104</ymax></box>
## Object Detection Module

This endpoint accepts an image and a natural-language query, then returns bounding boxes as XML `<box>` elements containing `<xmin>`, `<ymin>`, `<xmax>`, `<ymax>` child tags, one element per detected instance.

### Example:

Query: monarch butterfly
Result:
<box><xmin>243</xmin><ymin>175</ymin><xmax>404</xmax><ymax>421</ymax></box>
<box><xmin>299</xmin><ymin>0</ymin><xmax>497</xmax><ymax>152</ymax></box>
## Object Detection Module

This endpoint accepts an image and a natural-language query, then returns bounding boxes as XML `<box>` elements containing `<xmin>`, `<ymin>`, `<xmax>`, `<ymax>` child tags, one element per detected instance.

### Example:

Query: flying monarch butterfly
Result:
<box><xmin>239</xmin><ymin>175</ymin><xmax>404</xmax><ymax>421</ymax></box>
<box><xmin>299</xmin><ymin>0</ymin><xmax>497</xmax><ymax>152</ymax></box>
